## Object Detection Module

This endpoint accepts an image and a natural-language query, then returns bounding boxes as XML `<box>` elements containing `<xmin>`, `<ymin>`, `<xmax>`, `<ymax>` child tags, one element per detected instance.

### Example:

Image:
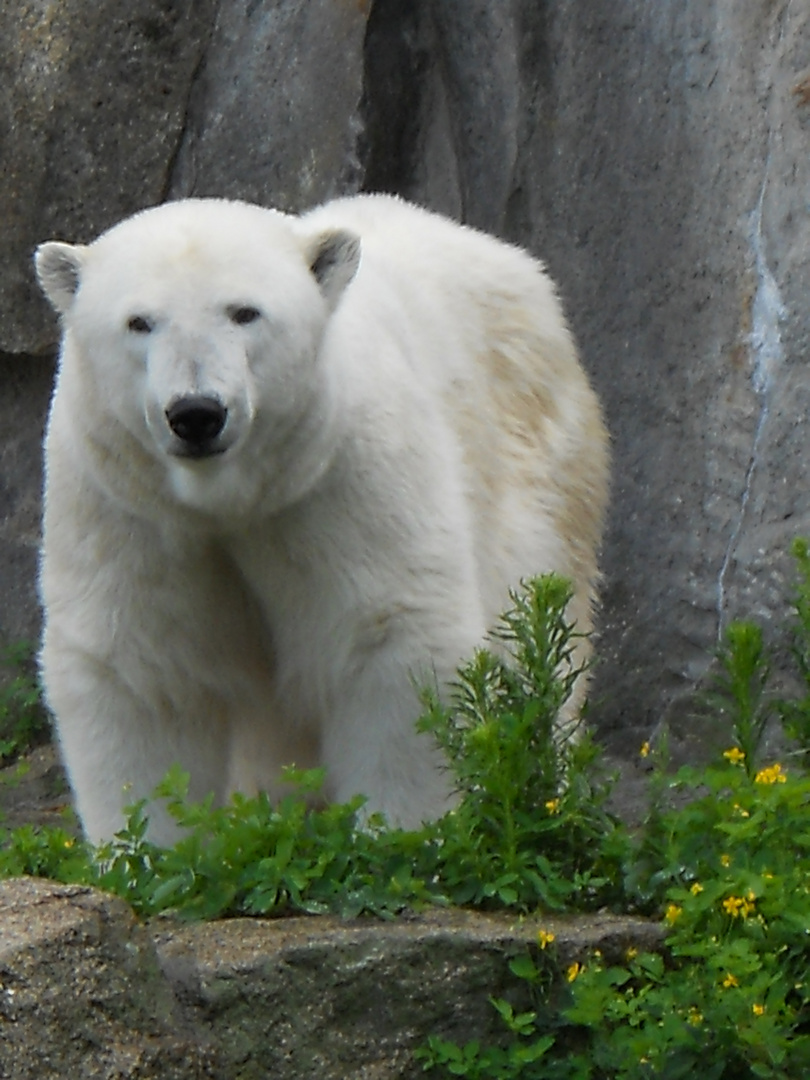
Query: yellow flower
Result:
<box><xmin>566</xmin><ymin>962</ymin><xmax>582</xmax><ymax>982</ymax></box>
<box><xmin>722</xmin><ymin>973</ymin><xmax>739</xmax><ymax>988</ymax></box>
<box><xmin>544</xmin><ymin>798</ymin><xmax>561</xmax><ymax>814</ymax></box>
<box><xmin>723</xmin><ymin>747</ymin><xmax>746</xmax><ymax>765</ymax></box>
<box><xmin>752</xmin><ymin>1003</ymin><xmax>766</xmax><ymax>1017</ymax></box>
<box><xmin>665</xmin><ymin>904</ymin><xmax>682</xmax><ymax>924</ymax></box>
<box><xmin>733</xmin><ymin>803</ymin><xmax>750</xmax><ymax>818</ymax></box>
<box><xmin>625</xmin><ymin>946</ymin><xmax>639</xmax><ymax>961</ymax></box>
<box><xmin>690</xmin><ymin>882</ymin><xmax>704</xmax><ymax>895</ymax></box>
<box><xmin>538</xmin><ymin>929</ymin><xmax>556</xmax><ymax>949</ymax></box>
<box><xmin>687</xmin><ymin>1008</ymin><xmax>703</xmax><ymax>1026</ymax></box>
<box><xmin>640</xmin><ymin>741</ymin><xmax>651</xmax><ymax>758</ymax></box>
<box><xmin>722</xmin><ymin>894</ymin><xmax>756</xmax><ymax>918</ymax></box>
<box><xmin>720</xmin><ymin>854</ymin><xmax>731</xmax><ymax>868</ymax></box>
<box><xmin>755</xmin><ymin>763</ymin><xmax>787</xmax><ymax>784</ymax></box>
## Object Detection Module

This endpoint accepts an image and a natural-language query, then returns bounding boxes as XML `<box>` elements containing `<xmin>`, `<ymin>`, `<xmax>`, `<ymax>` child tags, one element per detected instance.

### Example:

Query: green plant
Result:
<box><xmin>0</xmin><ymin>819</ymin><xmax>92</xmax><ymax>881</ymax></box>
<box><xmin>420</xmin><ymin>575</ymin><xmax>627</xmax><ymax>912</ymax></box>
<box><xmin>418</xmin><ymin>1005</ymin><xmax>557</xmax><ymax>1080</ymax></box>
<box><xmin>417</xmin><ymin>582</ymin><xmax>810</xmax><ymax>1080</ymax></box>
<box><xmin>777</xmin><ymin>537</ymin><xmax>810</xmax><ymax>762</ymax></box>
<box><xmin>0</xmin><ymin>641</ymin><xmax>49</xmax><ymax>765</ymax></box>
<box><xmin>418</xmin><ymin>769</ymin><xmax>809</xmax><ymax>1080</ymax></box>
<box><xmin>92</xmin><ymin>766</ymin><xmax>444</xmax><ymax>920</ymax></box>
<box><xmin>559</xmin><ymin>730</ymin><xmax>810</xmax><ymax>1080</ymax></box>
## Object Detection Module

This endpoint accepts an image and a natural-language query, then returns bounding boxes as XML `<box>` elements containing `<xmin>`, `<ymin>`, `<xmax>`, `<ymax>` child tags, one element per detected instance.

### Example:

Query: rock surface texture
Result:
<box><xmin>0</xmin><ymin>878</ymin><xmax>217</xmax><ymax>1078</ymax></box>
<box><xmin>1</xmin><ymin>1</ymin><xmax>809</xmax><ymax>759</ymax></box>
<box><xmin>0</xmin><ymin>877</ymin><xmax>666</xmax><ymax>1079</ymax></box>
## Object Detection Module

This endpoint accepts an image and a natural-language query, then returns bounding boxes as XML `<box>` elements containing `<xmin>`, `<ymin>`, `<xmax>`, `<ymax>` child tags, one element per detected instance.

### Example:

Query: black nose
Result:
<box><xmin>165</xmin><ymin>396</ymin><xmax>228</xmax><ymax>449</ymax></box>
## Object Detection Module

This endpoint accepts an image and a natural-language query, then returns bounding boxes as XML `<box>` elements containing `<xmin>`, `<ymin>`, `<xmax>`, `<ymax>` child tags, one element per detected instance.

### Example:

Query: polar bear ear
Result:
<box><xmin>35</xmin><ymin>241</ymin><xmax>87</xmax><ymax>315</ymax></box>
<box><xmin>305</xmin><ymin>229</ymin><xmax>361</xmax><ymax>309</ymax></box>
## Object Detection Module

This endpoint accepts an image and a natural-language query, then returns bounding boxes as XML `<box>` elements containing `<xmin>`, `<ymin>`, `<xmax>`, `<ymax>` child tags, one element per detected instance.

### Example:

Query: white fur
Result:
<box><xmin>35</xmin><ymin>195</ymin><xmax>609</xmax><ymax>844</ymax></box>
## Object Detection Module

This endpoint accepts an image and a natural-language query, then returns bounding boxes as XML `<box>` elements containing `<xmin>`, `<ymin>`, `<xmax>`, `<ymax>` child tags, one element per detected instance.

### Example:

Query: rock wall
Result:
<box><xmin>1</xmin><ymin>0</ymin><xmax>808</xmax><ymax>761</ymax></box>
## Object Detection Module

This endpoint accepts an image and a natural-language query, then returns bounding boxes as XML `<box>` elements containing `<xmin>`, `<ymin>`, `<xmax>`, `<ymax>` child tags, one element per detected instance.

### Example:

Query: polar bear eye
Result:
<box><xmin>229</xmin><ymin>305</ymin><xmax>262</xmax><ymax>326</ymax></box>
<box><xmin>127</xmin><ymin>315</ymin><xmax>153</xmax><ymax>334</ymax></box>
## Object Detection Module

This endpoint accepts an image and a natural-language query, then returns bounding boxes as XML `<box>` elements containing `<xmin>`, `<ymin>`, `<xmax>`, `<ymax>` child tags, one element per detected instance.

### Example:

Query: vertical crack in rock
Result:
<box><xmin>161</xmin><ymin>5</ymin><xmax>219</xmax><ymax>202</ymax></box>
<box><xmin>716</xmin><ymin>11</ymin><xmax>789</xmax><ymax>639</ymax></box>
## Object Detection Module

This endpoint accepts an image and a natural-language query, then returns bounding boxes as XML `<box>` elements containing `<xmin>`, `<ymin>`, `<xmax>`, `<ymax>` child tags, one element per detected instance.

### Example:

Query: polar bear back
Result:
<box><xmin>304</xmin><ymin>194</ymin><xmax>608</xmax><ymax>634</ymax></box>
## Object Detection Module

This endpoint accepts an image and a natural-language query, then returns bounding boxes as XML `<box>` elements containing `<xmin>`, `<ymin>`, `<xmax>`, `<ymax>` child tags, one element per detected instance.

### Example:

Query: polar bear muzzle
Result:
<box><xmin>165</xmin><ymin>395</ymin><xmax>228</xmax><ymax>458</ymax></box>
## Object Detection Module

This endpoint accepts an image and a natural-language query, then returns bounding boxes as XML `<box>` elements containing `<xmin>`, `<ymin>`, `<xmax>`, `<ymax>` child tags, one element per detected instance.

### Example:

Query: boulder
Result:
<box><xmin>0</xmin><ymin>877</ymin><xmax>216</xmax><ymax>1078</ymax></box>
<box><xmin>0</xmin><ymin>877</ymin><xmax>665</xmax><ymax>1079</ymax></box>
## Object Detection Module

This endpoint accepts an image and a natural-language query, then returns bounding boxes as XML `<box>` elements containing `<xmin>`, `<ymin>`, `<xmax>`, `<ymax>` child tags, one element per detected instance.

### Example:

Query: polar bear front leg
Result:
<box><xmin>318</xmin><ymin>619</ymin><xmax>482</xmax><ymax>830</ymax></box>
<box><xmin>41</xmin><ymin>638</ymin><xmax>231</xmax><ymax>846</ymax></box>
<box><xmin>321</xmin><ymin>671</ymin><xmax>453</xmax><ymax>828</ymax></box>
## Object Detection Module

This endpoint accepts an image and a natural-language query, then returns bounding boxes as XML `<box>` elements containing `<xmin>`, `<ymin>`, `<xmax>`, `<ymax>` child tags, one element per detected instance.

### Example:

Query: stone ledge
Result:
<box><xmin>0</xmin><ymin>877</ymin><xmax>665</xmax><ymax>1079</ymax></box>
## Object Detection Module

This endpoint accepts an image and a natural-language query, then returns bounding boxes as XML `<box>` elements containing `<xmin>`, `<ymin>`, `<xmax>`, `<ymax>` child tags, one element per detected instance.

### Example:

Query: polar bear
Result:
<box><xmin>35</xmin><ymin>195</ymin><xmax>609</xmax><ymax>845</ymax></box>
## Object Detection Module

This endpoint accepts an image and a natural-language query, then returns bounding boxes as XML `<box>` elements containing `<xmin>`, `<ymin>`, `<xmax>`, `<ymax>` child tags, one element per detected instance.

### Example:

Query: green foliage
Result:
<box><xmin>421</xmin><ymin>733</ymin><xmax>809</xmax><ymax>1079</ymax></box>
<box><xmin>0</xmin><ymin>820</ymin><xmax>92</xmax><ymax>881</ymax></box>
<box><xmin>420</xmin><ymin>576</ymin><xmax>627</xmax><ymax>912</ymax></box>
<box><xmin>702</xmin><ymin>620</ymin><xmax>774</xmax><ymax>777</ymax></box>
<box><xmin>418</xmin><ymin>1023</ymin><xmax>557</xmax><ymax>1080</ymax></box>
<box><xmin>0</xmin><ymin>641</ymin><xmax>49</xmax><ymax>765</ymax></box>
<box><xmin>417</xmin><ymin>555</ymin><xmax>810</xmax><ymax>1080</ymax></box>
<box><xmin>557</xmin><ymin>745</ymin><xmax>808</xmax><ymax>1080</ymax></box>
<box><xmin>777</xmin><ymin>537</ymin><xmax>810</xmax><ymax>762</ymax></box>
<box><xmin>90</xmin><ymin>767</ymin><xmax>446</xmax><ymax>920</ymax></box>
<box><xmin>2</xmin><ymin>559</ymin><xmax>810</xmax><ymax>1077</ymax></box>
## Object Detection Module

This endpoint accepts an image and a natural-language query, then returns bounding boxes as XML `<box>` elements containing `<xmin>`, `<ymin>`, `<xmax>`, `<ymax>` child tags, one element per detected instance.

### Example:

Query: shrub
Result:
<box><xmin>417</xmin><ymin>558</ymin><xmax>810</xmax><ymax>1080</ymax></box>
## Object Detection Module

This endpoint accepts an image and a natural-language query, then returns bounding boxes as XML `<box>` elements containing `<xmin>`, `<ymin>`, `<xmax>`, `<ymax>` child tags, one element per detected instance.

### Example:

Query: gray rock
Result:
<box><xmin>496</xmin><ymin>1</ymin><xmax>810</xmax><ymax>756</ymax></box>
<box><xmin>168</xmin><ymin>0</ymin><xmax>370</xmax><ymax>209</ymax></box>
<box><xmin>0</xmin><ymin>877</ymin><xmax>665</xmax><ymax>1079</ymax></box>
<box><xmin>0</xmin><ymin>877</ymin><xmax>216</xmax><ymax>1079</ymax></box>
<box><xmin>361</xmin><ymin>1</ymin><xmax>520</xmax><ymax>233</ymax></box>
<box><xmin>0</xmin><ymin>0</ymin><xmax>216</xmax><ymax>357</ymax></box>
<box><xmin>360</xmin><ymin>0</ymin><xmax>810</xmax><ymax>755</ymax></box>
<box><xmin>1</xmin><ymin>0</ymin><xmax>809</xmax><ymax>776</ymax></box>
<box><xmin>0</xmin><ymin>356</ymin><xmax>53</xmax><ymax>645</ymax></box>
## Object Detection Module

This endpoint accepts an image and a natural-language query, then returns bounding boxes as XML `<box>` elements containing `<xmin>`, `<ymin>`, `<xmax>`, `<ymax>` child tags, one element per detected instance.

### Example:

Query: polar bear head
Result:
<box><xmin>35</xmin><ymin>198</ymin><xmax>361</xmax><ymax>519</ymax></box>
